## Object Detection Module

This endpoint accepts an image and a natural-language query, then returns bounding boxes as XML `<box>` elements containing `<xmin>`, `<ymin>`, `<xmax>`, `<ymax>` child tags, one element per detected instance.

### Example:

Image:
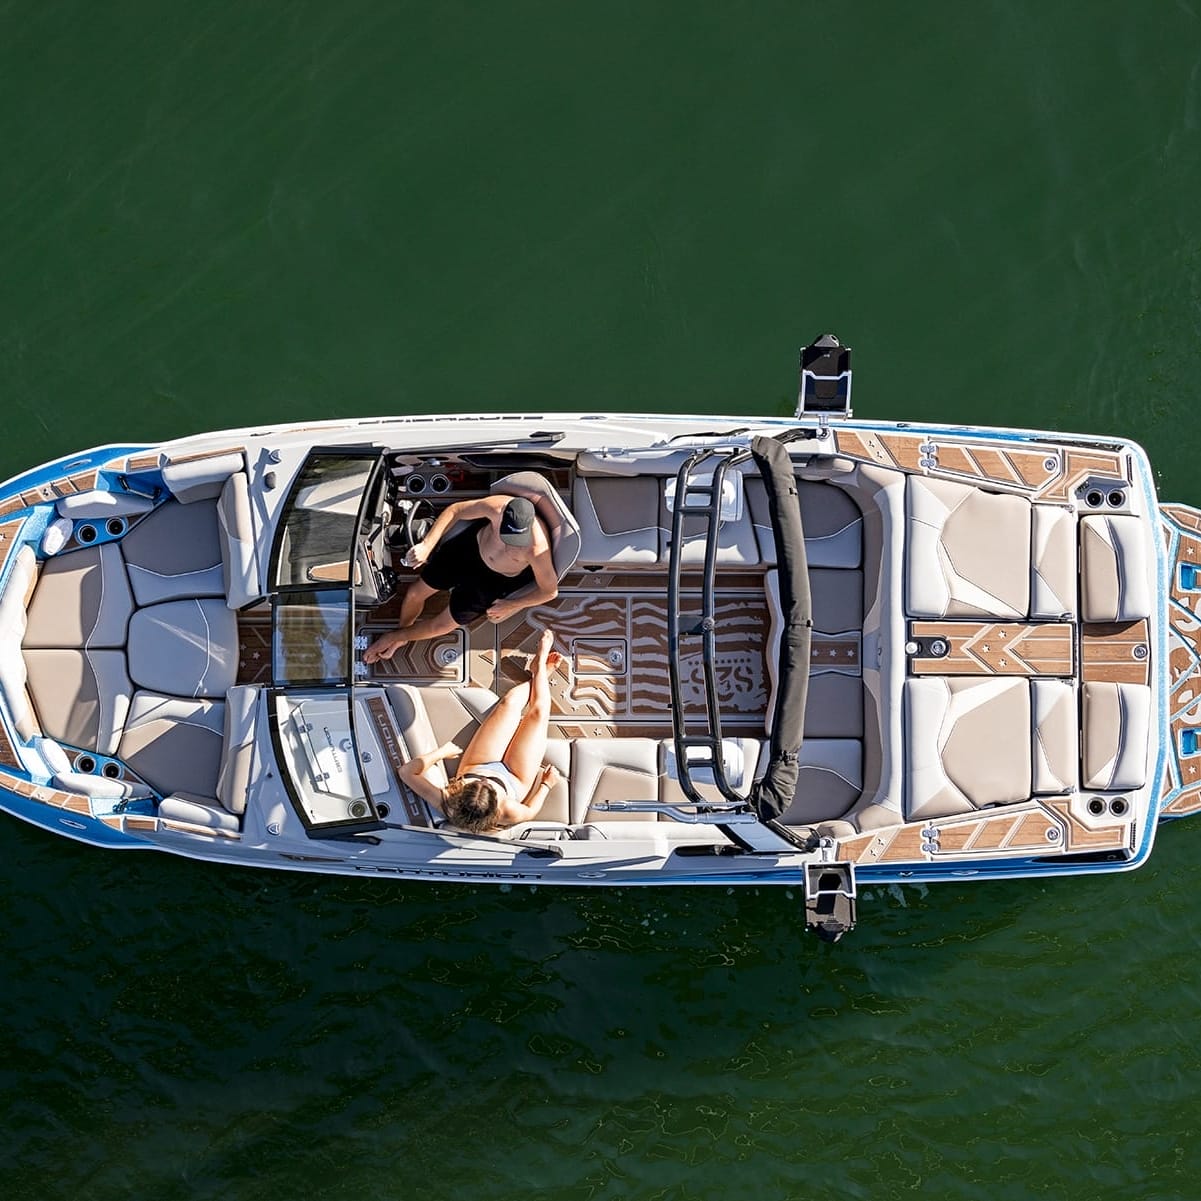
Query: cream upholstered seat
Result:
<box><xmin>120</xmin><ymin>500</ymin><xmax>225</xmax><ymax>607</ymax></box>
<box><xmin>1079</xmin><ymin>514</ymin><xmax>1152</xmax><ymax>623</ymax></box>
<box><xmin>570</xmin><ymin>739</ymin><xmax>658</xmax><ymax>822</ymax></box>
<box><xmin>23</xmin><ymin>648</ymin><xmax>132</xmax><ymax>755</ymax></box>
<box><xmin>1031</xmin><ymin>678</ymin><xmax>1078</xmax><ymax>794</ymax></box>
<box><xmin>117</xmin><ymin>691</ymin><xmax>226</xmax><ymax>798</ymax></box>
<box><xmin>906</xmin><ymin>476</ymin><xmax>1032</xmax><ymax>619</ymax></box>
<box><xmin>1081</xmin><ymin>682</ymin><xmax>1151</xmax><ymax>791</ymax></box>
<box><xmin>22</xmin><ymin>542</ymin><xmax>134</xmax><ymax>648</ymax></box>
<box><xmin>158</xmin><ymin>684</ymin><xmax>260</xmax><ymax>831</ymax></box>
<box><xmin>118</xmin><ymin>472</ymin><xmax>262</xmax><ymax>610</ymax></box>
<box><xmin>126</xmin><ymin>599</ymin><xmax>238</xmax><ymax>699</ymax></box>
<box><xmin>1031</xmin><ymin>505</ymin><xmax>1077</xmax><ymax>620</ymax></box>
<box><xmin>904</xmin><ymin>677</ymin><xmax>1032</xmax><ymax>820</ymax></box>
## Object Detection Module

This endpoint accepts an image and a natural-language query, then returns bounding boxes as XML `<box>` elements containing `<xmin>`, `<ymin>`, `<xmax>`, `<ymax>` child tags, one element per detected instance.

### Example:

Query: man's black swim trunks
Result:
<box><xmin>420</xmin><ymin>519</ymin><xmax>535</xmax><ymax>625</ymax></box>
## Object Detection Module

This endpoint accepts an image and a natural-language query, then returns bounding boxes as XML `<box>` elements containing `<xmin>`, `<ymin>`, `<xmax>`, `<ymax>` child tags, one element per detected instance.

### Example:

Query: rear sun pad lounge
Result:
<box><xmin>1082</xmin><ymin>681</ymin><xmax>1151</xmax><ymax>791</ymax></box>
<box><xmin>1079</xmin><ymin>514</ymin><xmax>1152</xmax><ymax>623</ymax></box>
<box><xmin>904</xmin><ymin>677</ymin><xmax>1032</xmax><ymax>820</ymax></box>
<box><xmin>22</xmin><ymin>542</ymin><xmax>133</xmax><ymax>648</ymax></box>
<box><xmin>906</xmin><ymin>476</ymin><xmax>1031</xmax><ymax>619</ymax></box>
<box><xmin>24</xmin><ymin>648</ymin><xmax>132</xmax><ymax>756</ymax></box>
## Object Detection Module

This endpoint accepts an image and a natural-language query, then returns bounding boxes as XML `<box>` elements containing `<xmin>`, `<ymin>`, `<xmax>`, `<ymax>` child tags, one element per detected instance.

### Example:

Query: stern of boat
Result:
<box><xmin>1158</xmin><ymin>502</ymin><xmax>1201</xmax><ymax>820</ymax></box>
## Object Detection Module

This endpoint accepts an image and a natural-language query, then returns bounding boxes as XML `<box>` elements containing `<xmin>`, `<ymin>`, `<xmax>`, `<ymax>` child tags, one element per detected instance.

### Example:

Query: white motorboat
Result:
<box><xmin>2</xmin><ymin>337</ymin><xmax>1198</xmax><ymax>937</ymax></box>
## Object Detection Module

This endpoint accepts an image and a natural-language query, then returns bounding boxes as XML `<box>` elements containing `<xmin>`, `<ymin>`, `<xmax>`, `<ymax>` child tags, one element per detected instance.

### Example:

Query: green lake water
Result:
<box><xmin>2</xmin><ymin>3</ymin><xmax>1201</xmax><ymax>1198</ymax></box>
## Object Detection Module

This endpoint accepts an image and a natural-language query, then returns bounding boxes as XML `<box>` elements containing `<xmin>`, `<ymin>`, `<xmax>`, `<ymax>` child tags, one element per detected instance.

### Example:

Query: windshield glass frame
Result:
<box><xmin>267</xmin><ymin>685</ymin><xmax>382</xmax><ymax>835</ymax></box>
<box><xmin>268</xmin><ymin>447</ymin><xmax>385</xmax><ymax>594</ymax></box>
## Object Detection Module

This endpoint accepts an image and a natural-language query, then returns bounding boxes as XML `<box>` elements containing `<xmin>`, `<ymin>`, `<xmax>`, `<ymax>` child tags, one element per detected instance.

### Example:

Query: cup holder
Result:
<box><xmin>1087</xmin><ymin>797</ymin><xmax>1106</xmax><ymax>816</ymax></box>
<box><xmin>1109</xmin><ymin>797</ymin><xmax>1129</xmax><ymax>817</ymax></box>
<box><xmin>102</xmin><ymin>762</ymin><xmax>122</xmax><ymax>779</ymax></box>
<box><xmin>1085</xmin><ymin>490</ymin><xmax>1105</xmax><ymax>509</ymax></box>
<box><xmin>376</xmin><ymin>802</ymin><xmax>391</xmax><ymax>820</ymax></box>
<box><xmin>405</xmin><ymin>474</ymin><xmax>427</xmax><ymax>494</ymax></box>
<box><xmin>75</xmin><ymin>755</ymin><xmax>97</xmax><ymax>774</ymax></box>
<box><xmin>76</xmin><ymin>523</ymin><xmax>98</xmax><ymax>544</ymax></box>
<box><xmin>1106</xmin><ymin>489</ymin><xmax>1126</xmax><ymax>508</ymax></box>
<box><xmin>105</xmin><ymin>517</ymin><xmax>127</xmax><ymax>537</ymax></box>
<box><xmin>429</xmin><ymin>473</ymin><xmax>451</xmax><ymax>494</ymax></box>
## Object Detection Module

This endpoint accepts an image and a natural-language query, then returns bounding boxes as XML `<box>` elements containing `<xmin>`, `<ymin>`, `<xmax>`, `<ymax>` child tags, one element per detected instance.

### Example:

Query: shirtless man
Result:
<box><xmin>363</xmin><ymin>494</ymin><xmax>558</xmax><ymax>662</ymax></box>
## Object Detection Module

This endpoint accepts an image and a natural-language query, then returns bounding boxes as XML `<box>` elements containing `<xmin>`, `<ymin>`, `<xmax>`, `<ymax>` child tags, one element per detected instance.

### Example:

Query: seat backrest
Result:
<box><xmin>491</xmin><ymin>472</ymin><xmax>580</xmax><ymax>579</ymax></box>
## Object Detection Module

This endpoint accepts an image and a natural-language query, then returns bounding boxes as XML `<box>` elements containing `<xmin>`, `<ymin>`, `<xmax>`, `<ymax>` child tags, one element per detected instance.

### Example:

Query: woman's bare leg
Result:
<box><xmin>458</xmin><ymin>680</ymin><xmax>532</xmax><ymax>771</ymax></box>
<box><xmin>501</xmin><ymin>629</ymin><xmax>559</xmax><ymax>792</ymax></box>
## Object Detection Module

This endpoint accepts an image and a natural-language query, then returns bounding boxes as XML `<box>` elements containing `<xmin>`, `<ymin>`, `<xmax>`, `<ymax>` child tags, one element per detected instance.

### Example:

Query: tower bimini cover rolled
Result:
<box><xmin>749</xmin><ymin>435</ymin><xmax>813</xmax><ymax>821</ymax></box>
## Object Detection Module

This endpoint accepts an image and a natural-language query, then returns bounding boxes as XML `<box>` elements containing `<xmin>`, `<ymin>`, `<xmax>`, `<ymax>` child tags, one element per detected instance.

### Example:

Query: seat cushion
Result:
<box><xmin>22</xmin><ymin>542</ymin><xmax>133</xmax><ymax>649</ymax></box>
<box><xmin>1030</xmin><ymin>505</ymin><xmax>1077</xmax><ymax>620</ymax></box>
<box><xmin>127</xmin><ymin>599</ymin><xmax>238</xmax><ymax>698</ymax></box>
<box><xmin>120</xmin><ymin>500</ymin><xmax>224</xmax><ymax>606</ymax></box>
<box><xmin>778</xmin><ymin>739</ymin><xmax>864</xmax><ymax>826</ymax></box>
<box><xmin>0</xmin><ymin>545</ymin><xmax>39</xmax><ymax>739</ymax></box>
<box><xmin>906</xmin><ymin>476</ymin><xmax>1031</xmax><ymax>619</ymax></box>
<box><xmin>1079</xmin><ymin>514</ymin><xmax>1152</xmax><ymax>623</ymax></box>
<box><xmin>573</xmin><ymin>476</ymin><xmax>662</xmax><ymax>565</ymax></box>
<box><xmin>1082</xmin><ymin>682</ymin><xmax>1151</xmax><ymax>791</ymax></box>
<box><xmin>746</xmin><ymin>478</ymin><xmax>863</xmax><ymax>569</ymax></box>
<box><xmin>905</xmin><ymin>677</ymin><xmax>1031</xmax><ymax>819</ymax></box>
<box><xmin>570</xmin><ymin>738</ymin><xmax>658</xmax><ymax>823</ymax></box>
<box><xmin>217</xmin><ymin>472</ymin><xmax>262</xmax><ymax>610</ymax></box>
<box><xmin>23</xmin><ymin>648</ymin><xmax>132</xmax><ymax>755</ymax></box>
<box><xmin>1032</xmin><ymin>678</ymin><xmax>1078</xmax><ymax>794</ymax></box>
<box><xmin>117</xmin><ymin>691</ymin><xmax>226</xmax><ymax>797</ymax></box>
<box><xmin>216</xmin><ymin>684</ymin><xmax>259</xmax><ymax>814</ymax></box>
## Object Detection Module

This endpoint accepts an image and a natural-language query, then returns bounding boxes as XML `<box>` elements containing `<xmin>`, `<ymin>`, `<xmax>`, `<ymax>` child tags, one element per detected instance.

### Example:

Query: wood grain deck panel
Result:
<box><xmin>909</xmin><ymin>621</ymin><xmax>1074</xmax><ymax>676</ymax></box>
<box><xmin>1044</xmin><ymin>799</ymin><xmax>1132</xmax><ymax>851</ymax></box>
<box><xmin>837</xmin><ymin>823</ymin><xmax>929</xmax><ymax>864</ymax></box>
<box><xmin>0</xmin><ymin>719</ymin><xmax>18</xmax><ymax>769</ymax></box>
<box><xmin>0</xmin><ymin>516</ymin><xmax>26</xmax><ymax>557</ymax></box>
<box><xmin>833</xmin><ymin>429</ymin><xmax>926</xmax><ymax>472</ymax></box>
<box><xmin>1035</xmin><ymin>448</ymin><xmax>1127</xmax><ymax>503</ymax></box>
<box><xmin>1080</xmin><ymin>620</ymin><xmax>1151</xmax><ymax>686</ymax></box>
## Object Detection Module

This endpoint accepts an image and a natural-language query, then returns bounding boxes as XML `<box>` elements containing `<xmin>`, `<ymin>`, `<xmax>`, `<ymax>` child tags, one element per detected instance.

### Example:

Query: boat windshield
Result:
<box><xmin>267</xmin><ymin>449</ymin><xmax>387</xmax><ymax>834</ymax></box>
<box><xmin>270</xmin><ymin>689</ymin><xmax>377</xmax><ymax>830</ymax></box>
<box><xmin>271</xmin><ymin>451</ymin><xmax>381</xmax><ymax>590</ymax></box>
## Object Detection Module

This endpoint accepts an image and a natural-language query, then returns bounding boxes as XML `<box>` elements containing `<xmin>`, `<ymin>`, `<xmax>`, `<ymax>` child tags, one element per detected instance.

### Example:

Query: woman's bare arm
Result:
<box><xmin>499</xmin><ymin>764</ymin><xmax>561</xmax><ymax>825</ymax></box>
<box><xmin>397</xmin><ymin>741</ymin><xmax>461</xmax><ymax>806</ymax></box>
